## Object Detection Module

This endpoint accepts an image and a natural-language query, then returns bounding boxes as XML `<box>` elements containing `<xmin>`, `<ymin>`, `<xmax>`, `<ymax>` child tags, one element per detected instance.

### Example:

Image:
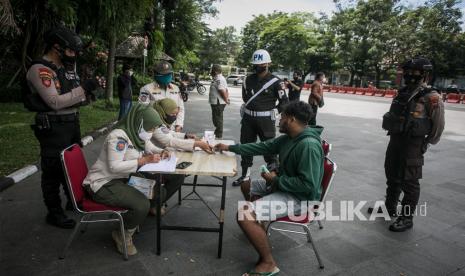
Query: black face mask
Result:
<box><xmin>253</xmin><ymin>65</ymin><xmax>267</xmax><ymax>74</ymax></box>
<box><xmin>403</xmin><ymin>73</ymin><xmax>423</xmax><ymax>86</ymax></box>
<box><xmin>165</xmin><ymin>115</ymin><xmax>177</xmax><ymax>125</ymax></box>
<box><xmin>55</xmin><ymin>46</ymin><xmax>77</xmax><ymax>70</ymax></box>
<box><xmin>293</xmin><ymin>77</ymin><xmax>299</xmax><ymax>81</ymax></box>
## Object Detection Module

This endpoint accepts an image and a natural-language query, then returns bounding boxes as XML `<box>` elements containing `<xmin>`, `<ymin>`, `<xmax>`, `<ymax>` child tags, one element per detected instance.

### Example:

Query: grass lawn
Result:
<box><xmin>0</xmin><ymin>100</ymin><xmax>121</xmax><ymax>176</ymax></box>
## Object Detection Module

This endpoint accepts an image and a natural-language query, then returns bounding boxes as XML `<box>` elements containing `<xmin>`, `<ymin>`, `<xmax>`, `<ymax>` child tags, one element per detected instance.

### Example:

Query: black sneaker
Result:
<box><xmin>232</xmin><ymin>175</ymin><xmax>249</xmax><ymax>187</ymax></box>
<box><xmin>46</xmin><ymin>212</ymin><xmax>76</xmax><ymax>229</ymax></box>
<box><xmin>367</xmin><ymin>206</ymin><xmax>397</xmax><ymax>217</ymax></box>
<box><xmin>389</xmin><ymin>216</ymin><xmax>413</xmax><ymax>232</ymax></box>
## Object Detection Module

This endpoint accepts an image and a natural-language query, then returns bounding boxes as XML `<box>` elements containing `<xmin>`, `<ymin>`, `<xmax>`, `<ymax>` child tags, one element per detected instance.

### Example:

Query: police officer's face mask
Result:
<box><xmin>403</xmin><ymin>73</ymin><xmax>423</xmax><ymax>86</ymax></box>
<box><xmin>253</xmin><ymin>65</ymin><xmax>267</xmax><ymax>74</ymax></box>
<box><xmin>55</xmin><ymin>47</ymin><xmax>77</xmax><ymax>70</ymax></box>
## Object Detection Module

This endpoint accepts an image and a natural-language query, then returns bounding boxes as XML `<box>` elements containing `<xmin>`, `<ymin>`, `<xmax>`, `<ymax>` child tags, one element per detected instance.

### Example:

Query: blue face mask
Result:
<box><xmin>154</xmin><ymin>74</ymin><xmax>173</xmax><ymax>85</ymax></box>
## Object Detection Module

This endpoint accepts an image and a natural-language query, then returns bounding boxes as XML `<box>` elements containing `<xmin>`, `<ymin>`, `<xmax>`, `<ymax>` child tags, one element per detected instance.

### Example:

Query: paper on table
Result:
<box><xmin>138</xmin><ymin>154</ymin><xmax>178</xmax><ymax>172</ymax></box>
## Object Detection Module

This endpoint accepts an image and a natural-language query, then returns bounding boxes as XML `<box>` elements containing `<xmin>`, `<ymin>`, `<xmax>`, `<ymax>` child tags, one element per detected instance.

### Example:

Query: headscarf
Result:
<box><xmin>115</xmin><ymin>103</ymin><xmax>163</xmax><ymax>150</ymax></box>
<box><xmin>153</xmin><ymin>98</ymin><xmax>178</xmax><ymax>126</ymax></box>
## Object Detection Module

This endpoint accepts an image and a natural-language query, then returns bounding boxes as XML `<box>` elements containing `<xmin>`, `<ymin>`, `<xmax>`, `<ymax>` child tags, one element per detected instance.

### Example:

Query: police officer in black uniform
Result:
<box><xmin>232</xmin><ymin>49</ymin><xmax>289</xmax><ymax>186</ymax></box>
<box><xmin>25</xmin><ymin>27</ymin><xmax>98</xmax><ymax>228</ymax></box>
<box><xmin>369</xmin><ymin>57</ymin><xmax>445</xmax><ymax>232</ymax></box>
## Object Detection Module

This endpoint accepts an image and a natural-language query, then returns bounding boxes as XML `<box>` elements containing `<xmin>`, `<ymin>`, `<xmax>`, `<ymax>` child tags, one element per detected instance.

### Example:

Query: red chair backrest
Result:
<box><xmin>61</xmin><ymin>144</ymin><xmax>88</xmax><ymax>204</ymax></box>
<box><xmin>322</xmin><ymin>140</ymin><xmax>331</xmax><ymax>157</ymax></box>
<box><xmin>320</xmin><ymin>157</ymin><xmax>336</xmax><ymax>202</ymax></box>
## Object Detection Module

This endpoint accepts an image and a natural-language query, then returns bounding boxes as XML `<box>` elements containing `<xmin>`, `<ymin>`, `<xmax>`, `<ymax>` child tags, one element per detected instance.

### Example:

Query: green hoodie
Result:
<box><xmin>229</xmin><ymin>126</ymin><xmax>324</xmax><ymax>201</ymax></box>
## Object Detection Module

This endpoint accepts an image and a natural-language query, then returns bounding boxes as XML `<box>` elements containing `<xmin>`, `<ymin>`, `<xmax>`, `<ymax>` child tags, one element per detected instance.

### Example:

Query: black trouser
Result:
<box><xmin>211</xmin><ymin>104</ymin><xmax>226</xmax><ymax>138</ymax></box>
<box><xmin>33</xmin><ymin>113</ymin><xmax>81</xmax><ymax>214</ymax></box>
<box><xmin>309</xmin><ymin>104</ymin><xmax>318</xmax><ymax>126</ymax></box>
<box><xmin>384</xmin><ymin>135</ymin><xmax>425</xmax><ymax>217</ymax></box>
<box><xmin>288</xmin><ymin>91</ymin><xmax>301</xmax><ymax>102</ymax></box>
<box><xmin>239</xmin><ymin>114</ymin><xmax>278</xmax><ymax>175</ymax></box>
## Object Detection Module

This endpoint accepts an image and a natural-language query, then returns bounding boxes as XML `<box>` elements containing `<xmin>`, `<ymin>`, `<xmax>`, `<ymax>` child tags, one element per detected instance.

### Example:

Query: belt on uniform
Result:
<box><xmin>46</xmin><ymin>113</ymin><xmax>79</xmax><ymax>122</ymax></box>
<box><xmin>244</xmin><ymin>107</ymin><xmax>272</xmax><ymax>117</ymax></box>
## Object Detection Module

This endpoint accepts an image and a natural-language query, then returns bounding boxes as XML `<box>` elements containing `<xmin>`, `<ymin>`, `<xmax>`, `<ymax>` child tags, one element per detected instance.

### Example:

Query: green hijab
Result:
<box><xmin>153</xmin><ymin>98</ymin><xmax>178</xmax><ymax>126</ymax></box>
<box><xmin>115</xmin><ymin>103</ymin><xmax>163</xmax><ymax>150</ymax></box>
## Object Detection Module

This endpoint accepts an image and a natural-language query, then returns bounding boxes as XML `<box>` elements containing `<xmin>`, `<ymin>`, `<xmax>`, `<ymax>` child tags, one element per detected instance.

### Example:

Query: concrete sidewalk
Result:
<box><xmin>1</xmin><ymin>88</ymin><xmax>465</xmax><ymax>276</ymax></box>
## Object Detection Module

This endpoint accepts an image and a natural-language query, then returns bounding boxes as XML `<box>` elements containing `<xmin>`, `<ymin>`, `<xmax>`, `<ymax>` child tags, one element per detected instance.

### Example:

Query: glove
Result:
<box><xmin>82</xmin><ymin>79</ymin><xmax>99</xmax><ymax>94</ymax></box>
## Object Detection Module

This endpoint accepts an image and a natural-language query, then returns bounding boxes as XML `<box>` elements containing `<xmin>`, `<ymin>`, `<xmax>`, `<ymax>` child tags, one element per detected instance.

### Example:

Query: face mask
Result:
<box><xmin>128</xmin><ymin>70</ymin><xmax>134</xmax><ymax>77</ymax></box>
<box><xmin>154</xmin><ymin>74</ymin><xmax>173</xmax><ymax>85</ymax></box>
<box><xmin>138</xmin><ymin>127</ymin><xmax>153</xmax><ymax>141</ymax></box>
<box><xmin>55</xmin><ymin>46</ymin><xmax>77</xmax><ymax>70</ymax></box>
<box><xmin>293</xmin><ymin>77</ymin><xmax>299</xmax><ymax>81</ymax></box>
<box><xmin>253</xmin><ymin>65</ymin><xmax>267</xmax><ymax>74</ymax></box>
<box><xmin>165</xmin><ymin>114</ymin><xmax>177</xmax><ymax>125</ymax></box>
<box><xmin>403</xmin><ymin>73</ymin><xmax>423</xmax><ymax>86</ymax></box>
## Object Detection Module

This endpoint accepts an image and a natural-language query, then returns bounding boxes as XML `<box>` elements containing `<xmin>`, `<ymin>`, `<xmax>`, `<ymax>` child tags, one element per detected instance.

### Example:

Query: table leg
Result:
<box><xmin>217</xmin><ymin>176</ymin><xmax>227</xmax><ymax>258</ymax></box>
<box><xmin>156</xmin><ymin>175</ymin><xmax>162</xmax><ymax>255</ymax></box>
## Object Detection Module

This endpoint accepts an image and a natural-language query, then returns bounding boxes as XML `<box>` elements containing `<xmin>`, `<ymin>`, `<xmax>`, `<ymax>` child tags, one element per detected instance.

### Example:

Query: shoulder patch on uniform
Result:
<box><xmin>116</xmin><ymin>139</ymin><xmax>127</xmax><ymax>151</ymax></box>
<box><xmin>161</xmin><ymin>126</ymin><xmax>170</xmax><ymax>134</ymax></box>
<box><xmin>39</xmin><ymin>68</ymin><xmax>53</xmax><ymax>88</ymax></box>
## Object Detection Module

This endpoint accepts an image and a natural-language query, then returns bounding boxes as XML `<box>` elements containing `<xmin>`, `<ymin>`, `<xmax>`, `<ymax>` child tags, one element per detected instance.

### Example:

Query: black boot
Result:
<box><xmin>389</xmin><ymin>216</ymin><xmax>413</xmax><ymax>232</ymax></box>
<box><xmin>232</xmin><ymin>175</ymin><xmax>249</xmax><ymax>187</ymax></box>
<box><xmin>46</xmin><ymin>210</ymin><xmax>76</xmax><ymax>229</ymax></box>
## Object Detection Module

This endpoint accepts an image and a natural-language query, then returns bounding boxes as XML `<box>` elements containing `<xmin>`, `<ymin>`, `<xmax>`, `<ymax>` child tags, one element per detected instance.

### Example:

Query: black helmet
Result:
<box><xmin>154</xmin><ymin>60</ymin><xmax>173</xmax><ymax>75</ymax></box>
<box><xmin>401</xmin><ymin>57</ymin><xmax>433</xmax><ymax>72</ymax></box>
<box><xmin>45</xmin><ymin>27</ymin><xmax>83</xmax><ymax>52</ymax></box>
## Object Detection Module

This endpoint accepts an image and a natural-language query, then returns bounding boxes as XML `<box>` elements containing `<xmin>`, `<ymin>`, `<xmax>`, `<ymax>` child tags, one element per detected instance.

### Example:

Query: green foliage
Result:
<box><xmin>197</xmin><ymin>26</ymin><xmax>240</xmax><ymax>70</ymax></box>
<box><xmin>0</xmin><ymin>100</ymin><xmax>119</xmax><ymax>175</ymax></box>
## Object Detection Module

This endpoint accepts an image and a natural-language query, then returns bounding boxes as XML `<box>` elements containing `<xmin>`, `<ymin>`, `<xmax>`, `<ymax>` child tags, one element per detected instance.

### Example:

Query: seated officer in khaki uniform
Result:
<box><xmin>140</xmin><ymin>61</ymin><xmax>184</xmax><ymax>132</ymax></box>
<box><xmin>83</xmin><ymin>104</ymin><xmax>169</xmax><ymax>256</ymax></box>
<box><xmin>148</xmin><ymin>98</ymin><xmax>213</xmax><ymax>215</ymax></box>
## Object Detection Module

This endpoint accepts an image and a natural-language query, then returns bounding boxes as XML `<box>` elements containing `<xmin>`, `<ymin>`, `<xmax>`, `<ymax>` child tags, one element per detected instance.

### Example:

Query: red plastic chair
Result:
<box><xmin>60</xmin><ymin>144</ymin><xmax>129</xmax><ymax>260</ymax></box>
<box><xmin>322</xmin><ymin>139</ymin><xmax>331</xmax><ymax>157</ymax></box>
<box><xmin>267</xmin><ymin>157</ymin><xmax>337</xmax><ymax>269</ymax></box>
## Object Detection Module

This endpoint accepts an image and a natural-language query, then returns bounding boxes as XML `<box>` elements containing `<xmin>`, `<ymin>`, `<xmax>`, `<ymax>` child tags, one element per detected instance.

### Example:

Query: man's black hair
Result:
<box><xmin>315</xmin><ymin>72</ymin><xmax>325</xmax><ymax>80</ymax></box>
<box><xmin>282</xmin><ymin>101</ymin><xmax>314</xmax><ymax>125</ymax></box>
<box><xmin>211</xmin><ymin>64</ymin><xmax>222</xmax><ymax>74</ymax></box>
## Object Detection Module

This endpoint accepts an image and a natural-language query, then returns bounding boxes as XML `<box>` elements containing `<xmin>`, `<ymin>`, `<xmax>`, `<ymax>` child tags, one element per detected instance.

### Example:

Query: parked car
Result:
<box><xmin>226</xmin><ymin>74</ymin><xmax>246</xmax><ymax>86</ymax></box>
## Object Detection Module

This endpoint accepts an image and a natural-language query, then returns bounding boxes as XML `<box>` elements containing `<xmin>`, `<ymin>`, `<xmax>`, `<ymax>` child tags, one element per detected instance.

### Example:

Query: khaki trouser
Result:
<box><xmin>88</xmin><ymin>179</ymin><xmax>150</xmax><ymax>229</ymax></box>
<box><xmin>211</xmin><ymin>104</ymin><xmax>226</xmax><ymax>138</ymax></box>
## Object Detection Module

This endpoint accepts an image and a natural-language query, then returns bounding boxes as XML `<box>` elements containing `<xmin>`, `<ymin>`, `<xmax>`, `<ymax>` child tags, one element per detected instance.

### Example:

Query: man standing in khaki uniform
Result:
<box><xmin>140</xmin><ymin>61</ymin><xmax>184</xmax><ymax>132</ymax></box>
<box><xmin>208</xmin><ymin>64</ymin><xmax>229</xmax><ymax>139</ymax></box>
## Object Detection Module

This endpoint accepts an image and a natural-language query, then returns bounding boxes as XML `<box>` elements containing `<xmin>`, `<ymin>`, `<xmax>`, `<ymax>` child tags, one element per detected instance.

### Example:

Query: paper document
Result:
<box><xmin>128</xmin><ymin>176</ymin><xmax>155</xmax><ymax>199</ymax></box>
<box><xmin>138</xmin><ymin>155</ymin><xmax>178</xmax><ymax>172</ymax></box>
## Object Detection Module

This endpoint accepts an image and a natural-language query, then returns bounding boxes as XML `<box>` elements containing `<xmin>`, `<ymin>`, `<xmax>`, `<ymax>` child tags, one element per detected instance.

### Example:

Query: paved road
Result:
<box><xmin>1</xmin><ymin>85</ymin><xmax>464</xmax><ymax>276</ymax></box>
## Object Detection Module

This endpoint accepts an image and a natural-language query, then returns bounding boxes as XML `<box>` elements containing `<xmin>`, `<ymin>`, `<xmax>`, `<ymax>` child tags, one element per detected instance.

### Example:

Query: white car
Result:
<box><xmin>226</xmin><ymin>74</ymin><xmax>246</xmax><ymax>86</ymax></box>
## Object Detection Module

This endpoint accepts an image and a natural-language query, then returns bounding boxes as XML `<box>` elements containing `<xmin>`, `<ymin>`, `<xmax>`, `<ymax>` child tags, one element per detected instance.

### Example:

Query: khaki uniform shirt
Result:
<box><xmin>140</xmin><ymin>81</ymin><xmax>185</xmax><ymax>128</ymax></box>
<box><xmin>151</xmin><ymin>124</ymin><xmax>195</xmax><ymax>151</ymax></box>
<box><xmin>26</xmin><ymin>62</ymin><xmax>87</xmax><ymax>115</ymax></box>
<box><xmin>416</xmin><ymin>90</ymin><xmax>445</xmax><ymax>145</ymax></box>
<box><xmin>83</xmin><ymin>129</ymin><xmax>163</xmax><ymax>193</ymax></box>
<box><xmin>209</xmin><ymin>74</ymin><xmax>228</xmax><ymax>105</ymax></box>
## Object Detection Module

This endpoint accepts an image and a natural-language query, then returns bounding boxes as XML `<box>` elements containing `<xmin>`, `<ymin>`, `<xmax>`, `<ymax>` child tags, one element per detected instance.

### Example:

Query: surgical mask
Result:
<box><xmin>138</xmin><ymin>127</ymin><xmax>153</xmax><ymax>141</ymax></box>
<box><xmin>165</xmin><ymin>114</ymin><xmax>177</xmax><ymax>125</ymax></box>
<box><xmin>128</xmin><ymin>70</ymin><xmax>134</xmax><ymax>77</ymax></box>
<box><xmin>154</xmin><ymin>74</ymin><xmax>173</xmax><ymax>85</ymax></box>
<box><xmin>253</xmin><ymin>65</ymin><xmax>267</xmax><ymax>74</ymax></box>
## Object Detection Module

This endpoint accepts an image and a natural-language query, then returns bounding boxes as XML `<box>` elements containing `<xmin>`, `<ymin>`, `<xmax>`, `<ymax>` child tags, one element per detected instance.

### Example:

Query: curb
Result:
<box><xmin>0</xmin><ymin>120</ymin><xmax>117</xmax><ymax>192</ymax></box>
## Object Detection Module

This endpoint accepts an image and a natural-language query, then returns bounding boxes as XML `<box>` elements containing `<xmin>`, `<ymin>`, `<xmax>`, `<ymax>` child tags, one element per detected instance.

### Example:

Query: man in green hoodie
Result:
<box><xmin>215</xmin><ymin>101</ymin><xmax>324</xmax><ymax>275</ymax></box>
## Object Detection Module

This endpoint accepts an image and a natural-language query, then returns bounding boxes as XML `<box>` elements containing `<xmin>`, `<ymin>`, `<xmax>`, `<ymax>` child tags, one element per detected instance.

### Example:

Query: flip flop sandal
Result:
<box><xmin>242</xmin><ymin>267</ymin><xmax>280</xmax><ymax>276</ymax></box>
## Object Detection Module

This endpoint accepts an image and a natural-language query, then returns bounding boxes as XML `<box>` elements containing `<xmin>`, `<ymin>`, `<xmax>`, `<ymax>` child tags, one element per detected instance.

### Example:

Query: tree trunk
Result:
<box><xmin>375</xmin><ymin>66</ymin><xmax>381</xmax><ymax>87</ymax></box>
<box><xmin>349</xmin><ymin>70</ymin><xmax>355</xmax><ymax>86</ymax></box>
<box><xmin>105</xmin><ymin>30</ymin><xmax>116</xmax><ymax>105</ymax></box>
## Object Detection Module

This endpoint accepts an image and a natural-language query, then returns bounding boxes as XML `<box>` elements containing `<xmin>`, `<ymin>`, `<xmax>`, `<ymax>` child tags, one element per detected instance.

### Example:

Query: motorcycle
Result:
<box><xmin>186</xmin><ymin>80</ymin><xmax>207</xmax><ymax>95</ymax></box>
